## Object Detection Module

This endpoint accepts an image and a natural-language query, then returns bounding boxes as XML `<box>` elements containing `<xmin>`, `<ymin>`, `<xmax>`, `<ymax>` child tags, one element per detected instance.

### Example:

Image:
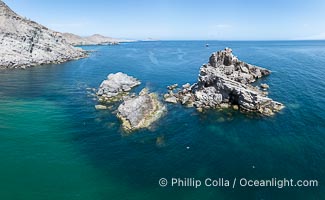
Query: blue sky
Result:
<box><xmin>4</xmin><ymin>0</ymin><xmax>325</xmax><ymax>40</ymax></box>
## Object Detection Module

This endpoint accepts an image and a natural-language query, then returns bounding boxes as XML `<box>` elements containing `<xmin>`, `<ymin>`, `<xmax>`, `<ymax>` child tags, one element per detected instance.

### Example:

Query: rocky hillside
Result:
<box><xmin>0</xmin><ymin>1</ymin><xmax>87</xmax><ymax>69</ymax></box>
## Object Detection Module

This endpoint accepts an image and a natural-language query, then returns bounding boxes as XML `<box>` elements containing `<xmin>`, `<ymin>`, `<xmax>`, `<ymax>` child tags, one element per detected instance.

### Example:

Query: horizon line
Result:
<box><xmin>134</xmin><ymin>39</ymin><xmax>325</xmax><ymax>42</ymax></box>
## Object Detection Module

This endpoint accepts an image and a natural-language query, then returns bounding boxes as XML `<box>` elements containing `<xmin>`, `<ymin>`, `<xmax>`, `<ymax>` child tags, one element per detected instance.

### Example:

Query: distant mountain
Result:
<box><xmin>0</xmin><ymin>1</ymin><xmax>86</xmax><ymax>69</ymax></box>
<box><xmin>62</xmin><ymin>33</ymin><xmax>135</xmax><ymax>46</ymax></box>
<box><xmin>85</xmin><ymin>34</ymin><xmax>116</xmax><ymax>44</ymax></box>
<box><xmin>61</xmin><ymin>33</ymin><xmax>86</xmax><ymax>46</ymax></box>
<box><xmin>141</xmin><ymin>37</ymin><xmax>159</xmax><ymax>41</ymax></box>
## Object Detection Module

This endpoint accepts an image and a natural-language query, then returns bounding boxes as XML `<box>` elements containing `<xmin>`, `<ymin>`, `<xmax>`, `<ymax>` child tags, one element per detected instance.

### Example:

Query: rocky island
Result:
<box><xmin>95</xmin><ymin>72</ymin><xmax>165</xmax><ymax>132</ymax></box>
<box><xmin>164</xmin><ymin>48</ymin><xmax>284</xmax><ymax>116</ymax></box>
<box><xmin>117</xmin><ymin>88</ymin><xmax>166</xmax><ymax>131</ymax></box>
<box><xmin>0</xmin><ymin>1</ymin><xmax>87</xmax><ymax>69</ymax></box>
<box><xmin>96</xmin><ymin>72</ymin><xmax>141</xmax><ymax>103</ymax></box>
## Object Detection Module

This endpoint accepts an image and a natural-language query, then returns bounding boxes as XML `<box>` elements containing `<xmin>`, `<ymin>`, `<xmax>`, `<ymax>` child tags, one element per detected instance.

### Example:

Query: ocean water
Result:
<box><xmin>0</xmin><ymin>41</ymin><xmax>325</xmax><ymax>200</ymax></box>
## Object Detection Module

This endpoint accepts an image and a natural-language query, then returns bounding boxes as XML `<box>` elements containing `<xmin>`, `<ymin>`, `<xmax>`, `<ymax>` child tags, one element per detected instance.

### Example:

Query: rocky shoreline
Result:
<box><xmin>0</xmin><ymin>1</ymin><xmax>88</xmax><ymax>69</ymax></box>
<box><xmin>0</xmin><ymin>1</ymin><xmax>137</xmax><ymax>69</ymax></box>
<box><xmin>163</xmin><ymin>48</ymin><xmax>284</xmax><ymax>116</ymax></box>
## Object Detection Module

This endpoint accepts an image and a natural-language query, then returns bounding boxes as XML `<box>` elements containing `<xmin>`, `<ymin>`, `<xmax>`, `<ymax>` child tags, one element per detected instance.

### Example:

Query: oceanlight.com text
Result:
<box><xmin>158</xmin><ymin>177</ymin><xmax>319</xmax><ymax>189</ymax></box>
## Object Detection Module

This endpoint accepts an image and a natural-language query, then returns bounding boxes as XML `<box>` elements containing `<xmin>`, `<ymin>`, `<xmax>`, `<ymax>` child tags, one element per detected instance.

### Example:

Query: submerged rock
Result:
<box><xmin>260</xmin><ymin>83</ymin><xmax>269</xmax><ymax>90</ymax></box>
<box><xmin>182</xmin><ymin>83</ymin><xmax>191</xmax><ymax>89</ymax></box>
<box><xmin>95</xmin><ymin>104</ymin><xmax>108</xmax><ymax>110</ymax></box>
<box><xmin>117</xmin><ymin>88</ymin><xmax>166</xmax><ymax>131</ymax></box>
<box><xmin>164</xmin><ymin>96</ymin><xmax>178</xmax><ymax>104</ymax></box>
<box><xmin>167</xmin><ymin>84</ymin><xmax>178</xmax><ymax>90</ymax></box>
<box><xmin>156</xmin><ymin>135</ymin><xmax>166</xmax><ymax>147</ymax></box>
<box><xmin>97</xmin><ymin>72</ymin><xmax>141</xmax><ymax>103</ymax></box>
<box><xmin>164</xmin><ymin>48</ymin><xmax>284</xmax><ymax>116</ymax></box>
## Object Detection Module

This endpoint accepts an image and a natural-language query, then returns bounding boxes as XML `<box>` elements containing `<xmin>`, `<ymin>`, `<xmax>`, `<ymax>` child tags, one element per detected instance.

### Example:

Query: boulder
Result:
<box><xmin>182</xmin><ymin>83</ymin><xmax>191</xmax><ymax>89</ymax></box>
<box><xmin>165</xmin><ymin>96</ymin><xmax>178</xmax><ymax>104</ymax></box>
<box><xmin>117</xmin><ymin>88</ymin><xmax>166</xmax><ymax>131</ymax></box>
<box><xmin>95</xmin><ymin>105</ymin><xmax>108</xmax><ymax>110</ymax></box>
<box><xmin>260</xmin><ymin>83</ymin><xmax>269</xmax><ymax>89</ymax></box>
<box><xmin>97</xmin><ymin>72</ymin><xmax>141</xmax><ymax>103</ymax></box>
<box><xmin>167</xmin><ymin>84</ymin><xmax>178</xmax><ymax>90</ymax></box>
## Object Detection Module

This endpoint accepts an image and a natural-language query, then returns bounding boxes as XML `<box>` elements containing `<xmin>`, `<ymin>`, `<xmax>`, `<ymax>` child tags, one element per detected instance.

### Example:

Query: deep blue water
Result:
<box><xmin>0</xmin><ymin>41</ymin><xmax>325</xmax><ymax>200</ymax></box>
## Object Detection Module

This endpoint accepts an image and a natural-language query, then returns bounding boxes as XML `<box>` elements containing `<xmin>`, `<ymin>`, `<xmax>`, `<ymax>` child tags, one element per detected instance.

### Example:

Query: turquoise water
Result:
<box><xmin>0</xmin><ymin>41</ymin><xmax>325</xmax><ymax>199</ymax></box>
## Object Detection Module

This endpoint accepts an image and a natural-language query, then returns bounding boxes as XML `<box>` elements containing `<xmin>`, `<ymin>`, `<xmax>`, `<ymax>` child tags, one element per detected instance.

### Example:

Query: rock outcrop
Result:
<box><xmin>95</xmin><ymin>73</ymin><xmax>165</xmax><ymax>131</ymax></box>
<box><xmin>117</xmin><ymin>88</ymin><xmax>166</xmax><ymax>131</ymax></box>
<box><xmin>97</xmin><ymin>72</ymin><xmax>141</xmax><ymax>103</ymax></box>
<box><xmin>164</xmin><ymin>48</ymin><xmax>284</xmax><ymax>116</ymax></box>
<box><xmin>62</xmin><ymin>33</ymin><xmax>129</xmax><ymax>46</ymax></box>
<box><xmin>0</xmin><ymin>1</ymin><xmax>87</xmax><ymax>69</ymax></box>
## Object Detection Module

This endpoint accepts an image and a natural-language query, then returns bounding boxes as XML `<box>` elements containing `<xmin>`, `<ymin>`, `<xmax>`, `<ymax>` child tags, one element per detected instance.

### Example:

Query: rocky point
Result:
<box><xmin>0</xmin><ymin>1</ymin><xmax>87</xmax><ymax>69</ymax></box>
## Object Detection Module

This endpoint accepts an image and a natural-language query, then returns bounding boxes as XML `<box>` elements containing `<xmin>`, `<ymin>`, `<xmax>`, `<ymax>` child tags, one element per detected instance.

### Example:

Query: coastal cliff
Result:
<box><xmin>0</xmin><ymin>1</ymin><xmax>87</xmax><ymax>69</ymax></box>
<box><xmin>164</xmin><ymin>48</ymin><xmax>284</xmax><ymax>116</ymax></box>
